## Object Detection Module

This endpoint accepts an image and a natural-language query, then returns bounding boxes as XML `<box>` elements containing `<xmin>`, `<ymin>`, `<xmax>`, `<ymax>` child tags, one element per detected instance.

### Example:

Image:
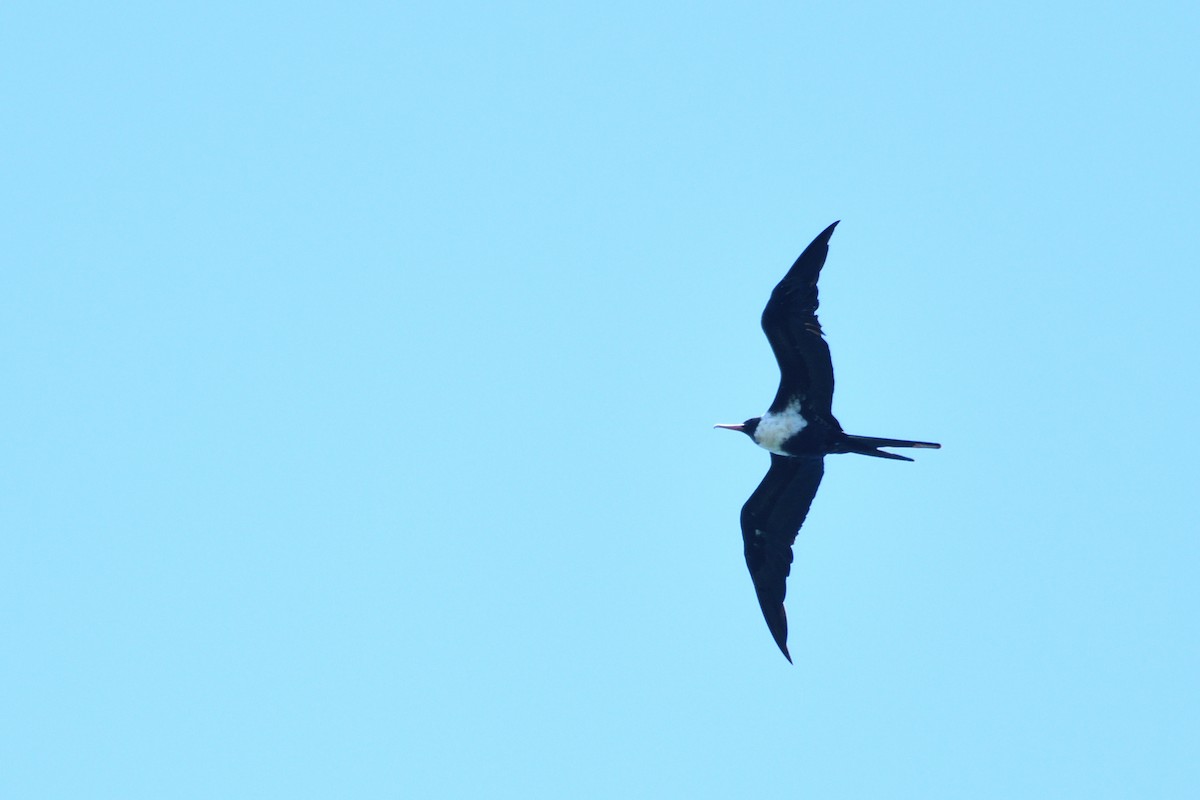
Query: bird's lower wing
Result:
<box><xmin>739</xmin><ymin>454</ymin><xmax>826</xmax><ymax>662</ymax></box>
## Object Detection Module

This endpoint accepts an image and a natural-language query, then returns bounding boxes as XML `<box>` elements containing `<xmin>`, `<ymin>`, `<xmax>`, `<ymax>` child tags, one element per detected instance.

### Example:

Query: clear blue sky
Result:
<box><xmin>3</xmin><ymin>2</ymin><xmax>1198</xmax><ymax>797</ymax></box>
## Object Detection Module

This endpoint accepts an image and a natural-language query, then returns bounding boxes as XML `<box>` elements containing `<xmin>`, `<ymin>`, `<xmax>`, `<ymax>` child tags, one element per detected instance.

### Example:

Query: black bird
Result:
<box><xmin>715</xmin><ymin>222</ymin><xmax>940</xmax><ymax>662</ymax></box>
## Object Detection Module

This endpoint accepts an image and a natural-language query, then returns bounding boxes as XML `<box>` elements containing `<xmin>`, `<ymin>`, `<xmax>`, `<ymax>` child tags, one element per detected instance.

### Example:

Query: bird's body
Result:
<box><xmin>715</xmin><ymin>222</ymin><xmax>940</xmax><ymax>662</ymax></box>
<box><xmin>748</xmin><ymin>400</ymin><xmax>846</xmax><ymax>456</ymax></box>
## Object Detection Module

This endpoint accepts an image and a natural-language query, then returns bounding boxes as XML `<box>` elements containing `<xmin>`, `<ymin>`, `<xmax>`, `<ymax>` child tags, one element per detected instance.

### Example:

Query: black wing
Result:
<box><xmin>740</xmin><ymin>453</ymin><xmax>825</xmax><ymax>662</ymax></box>
<box><xmin>761</xmin><ymin>221</ymin><xmax>839</xmax><ymax>416</ymax></box>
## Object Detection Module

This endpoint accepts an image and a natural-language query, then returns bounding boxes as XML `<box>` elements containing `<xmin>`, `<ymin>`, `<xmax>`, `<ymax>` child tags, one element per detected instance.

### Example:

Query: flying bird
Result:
<box><xmin>715</xmin><ymin>222</ymin><xmax>940</xmax><ymax>662</ymax></box>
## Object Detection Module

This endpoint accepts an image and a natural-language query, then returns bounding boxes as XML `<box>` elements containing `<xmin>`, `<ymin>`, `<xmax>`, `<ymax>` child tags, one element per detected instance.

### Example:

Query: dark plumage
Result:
<box><xmin>715</xmin><ymin>222</ymin><xmax>940</xmax><ymax>662</ymax></box>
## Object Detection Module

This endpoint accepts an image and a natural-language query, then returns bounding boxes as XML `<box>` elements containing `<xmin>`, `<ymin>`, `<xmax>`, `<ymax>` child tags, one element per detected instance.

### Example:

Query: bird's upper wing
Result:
<box><xmin>740</xmin><ymin>453</ymin><xmax>825</xmax><ymax>662</ymax></box>
<box><xmin>761</xmin><ymin>221</ymin><xmax>839</xmax><ymax>416</ymax></box>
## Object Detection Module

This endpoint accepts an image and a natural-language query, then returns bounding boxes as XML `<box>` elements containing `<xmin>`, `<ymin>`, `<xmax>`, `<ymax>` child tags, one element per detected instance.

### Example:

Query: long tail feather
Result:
<box><xmin>841</xmin><ymin>434</ymin><xmax>941</xmax><ymax>461</ymax></box>
<box><xmin>847</xmin><ymin>435</ymin><xmax>941</xmax><ymax>449</ymax></box>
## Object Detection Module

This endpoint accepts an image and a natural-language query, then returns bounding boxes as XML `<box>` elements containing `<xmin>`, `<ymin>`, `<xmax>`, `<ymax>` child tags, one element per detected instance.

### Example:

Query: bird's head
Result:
<box><xmin>714</xmin><ymin>417</ymin><xmax>760</xmax><ymax>439</ymax></box>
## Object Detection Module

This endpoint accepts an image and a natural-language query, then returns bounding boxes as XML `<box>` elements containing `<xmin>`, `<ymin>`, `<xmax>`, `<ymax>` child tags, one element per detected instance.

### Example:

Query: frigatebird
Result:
<box><xmin>715</xmin><ymin>221</ymin><xmax>940</xmax><ymax>662</ymax></box>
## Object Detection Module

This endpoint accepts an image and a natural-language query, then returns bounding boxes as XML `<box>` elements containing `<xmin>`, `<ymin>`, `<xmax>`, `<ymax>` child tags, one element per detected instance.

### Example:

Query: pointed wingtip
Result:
<box><xmin>765</xmin><ymin>608</ymin><xmax>793</xmax><ymax>663</ymax></box>
<box><xmin>814</xmin><ymin>220</ymin><xmax>839</xmax><ymax>246</ymax></box>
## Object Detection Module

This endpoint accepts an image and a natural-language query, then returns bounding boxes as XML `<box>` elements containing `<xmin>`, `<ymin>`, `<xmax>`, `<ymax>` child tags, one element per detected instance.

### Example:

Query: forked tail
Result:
<box><xmin>840</xmin><ymin>434</ymin><xmax>941</xmax><ymax>462</ymax></box>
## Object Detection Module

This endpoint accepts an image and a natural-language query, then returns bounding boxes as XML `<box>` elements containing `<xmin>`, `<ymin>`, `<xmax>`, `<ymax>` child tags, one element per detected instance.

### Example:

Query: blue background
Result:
<box><xmin>4</xmin><ymin>2</ymin><xmax>1198</xmax><ymax>797</ymax></box>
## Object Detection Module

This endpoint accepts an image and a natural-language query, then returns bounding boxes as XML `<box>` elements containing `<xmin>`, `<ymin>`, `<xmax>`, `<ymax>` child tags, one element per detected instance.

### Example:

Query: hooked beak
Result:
<box><xmin>713</xmin><ymin>423</ymin><xmax>746</xmax><ymax>432</ymax></box>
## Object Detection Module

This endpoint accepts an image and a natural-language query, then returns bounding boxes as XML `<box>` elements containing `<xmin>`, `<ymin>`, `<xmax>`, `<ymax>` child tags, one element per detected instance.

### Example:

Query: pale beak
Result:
<box><xmin>713</xmin><ymin>423</ymin><xmax>746</xmax><ymax>432</ymax></box>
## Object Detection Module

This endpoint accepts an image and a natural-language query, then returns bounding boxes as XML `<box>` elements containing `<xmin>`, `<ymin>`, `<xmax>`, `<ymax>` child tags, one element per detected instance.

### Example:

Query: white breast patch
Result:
<box><xmin>753</xmin><ymin>400</ymin><xmax>808</xmax><ymax>455</ymax></box>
